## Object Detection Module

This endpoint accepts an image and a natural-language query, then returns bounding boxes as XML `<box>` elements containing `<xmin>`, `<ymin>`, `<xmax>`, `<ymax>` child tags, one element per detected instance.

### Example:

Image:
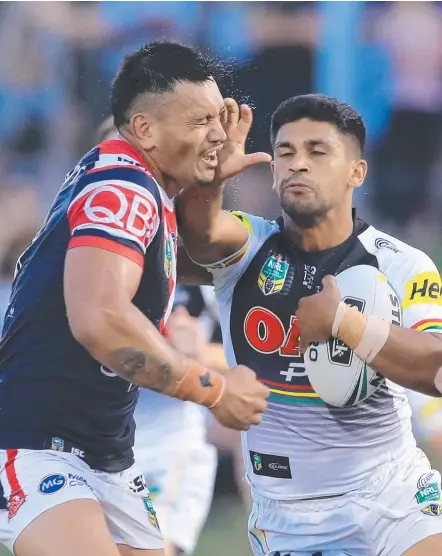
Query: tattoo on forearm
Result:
<box><xmin>108</xmin><ymin>347</ymin><xmax>173</xmax><ymax>393</ymax></box>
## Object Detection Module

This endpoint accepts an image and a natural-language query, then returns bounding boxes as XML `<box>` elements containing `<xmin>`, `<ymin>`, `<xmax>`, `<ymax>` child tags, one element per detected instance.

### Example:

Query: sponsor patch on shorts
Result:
<box><xmin>8</xmin><ymin>489</ymin><xmax>26</xmax><ymax>519</ymax></box>
<box><xmin>38</xmin><ymin>473</ymin><xmax>67</xmax><ymax>495</ymax></box>
<box><xmin>143</xmin><ymin>495</ymin><xmax>160</xmax><ymax>530</ymax></box>
<box><xmin>416</xmin><ymin>472</ymin><xmax>442</xmax><ymax>516</ymax></box>
<box><xmin>67</xmin><ymin>473</ymin><xmax>91</xmax><ymax>489</ymax></box>
<box><xmin>249</xmin><ymin>451</ymin><xmax>292</xmax><ymax>479</ymax></box>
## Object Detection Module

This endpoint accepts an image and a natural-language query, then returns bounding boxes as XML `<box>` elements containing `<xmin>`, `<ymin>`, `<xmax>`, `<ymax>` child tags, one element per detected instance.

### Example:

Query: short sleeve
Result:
<box><xmin>388</xmin><ymin>251</ymin><xmax>442</xmax><ymax>333</ymax></box>
<box><xmin>202</xmin><ymin>211</ymin><xmax>279</xmax><ymax>294</ymax></box>
<box><xmin>67</xmin><ymin>166</ymin><xmax>160</xmax><ymax>268</ymax></box>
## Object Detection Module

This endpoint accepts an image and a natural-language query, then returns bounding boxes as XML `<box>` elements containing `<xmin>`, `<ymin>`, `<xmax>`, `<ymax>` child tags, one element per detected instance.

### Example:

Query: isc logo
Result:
<box><xmin>38</xmin><ymin>473</ymin><xmax>66</xmax><ymax>495</ymax></box>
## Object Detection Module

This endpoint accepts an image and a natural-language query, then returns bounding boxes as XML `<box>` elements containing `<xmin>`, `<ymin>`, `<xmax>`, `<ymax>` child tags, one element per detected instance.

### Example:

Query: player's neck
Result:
<box><xmin>119</xmin><ymin>132</ymin><xmax>180</xmax><ymax>198</ymax></box>
<box><xmin>139</xmin><ymin>151</ymin><xmax>180</xmax><ymax>198</ymax></box>
<box><xmin>283</xmin><ymin>208</ymin><xmax>354</xmax><ymax>253</ymax></box>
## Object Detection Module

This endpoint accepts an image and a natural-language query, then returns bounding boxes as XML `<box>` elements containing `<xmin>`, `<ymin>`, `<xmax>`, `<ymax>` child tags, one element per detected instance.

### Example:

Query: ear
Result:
<box><xmin>270</xmin><ymin>160</ymin><xmax>277</xmax><ymax>190</ymax></box>
<box><xmin>129</xmin><ymin>113</ymin><xmax>156</xmax><ymax>150</ymax></box>
<box><xmin>348</xmin><ymin>158</ymin><xmax>368</xmax><ymax>191</ymax></box>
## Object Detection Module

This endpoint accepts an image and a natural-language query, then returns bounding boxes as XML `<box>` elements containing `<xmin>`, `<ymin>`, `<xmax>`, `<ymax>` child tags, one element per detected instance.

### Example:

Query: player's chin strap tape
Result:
<box><xmin>332</xmin><ymin>301</ymin><xmax>390</xmax><ymax>364</ymax></box>
<box><xmin>434</xmin><ymin>366</ymin><xmax>442</xmax><ymax>395</ymax></box>
<box><xmin>171</xmin><ymin>359</ymin><xmax>226</xmax><ymax>409</ymax></box>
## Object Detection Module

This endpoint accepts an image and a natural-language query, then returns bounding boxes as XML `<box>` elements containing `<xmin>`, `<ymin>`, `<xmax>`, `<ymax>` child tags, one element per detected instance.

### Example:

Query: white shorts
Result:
<box><xmin>134</xmin><ymin>438</ymin><xmax>217</xmax><ymax>554</ymax></box>
<box><xmin>0</xmin><ymin>449</ymin><xmax>163</xmax><ymax>554</ymax></box>
<box><xmin>248</xmin><ymin>449</ymin><xmax>442</xmax><ymax>556</ymax></box>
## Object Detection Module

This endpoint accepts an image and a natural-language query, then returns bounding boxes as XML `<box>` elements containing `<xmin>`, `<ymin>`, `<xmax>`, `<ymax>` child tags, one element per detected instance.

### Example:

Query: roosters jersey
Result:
<box><xmin>206</xmin><ymin>211</ymin><xmax>442</xmax><ymax>499</ymax></box>
<box><xmin>0</xmin><ymin>139</ymin><xmax>177</xmax><ymax>472</ymax></box>
<box><xmin>135</xmin><ymin>284</ymin><xmax>221</xmax><ymax>446</ymax></box>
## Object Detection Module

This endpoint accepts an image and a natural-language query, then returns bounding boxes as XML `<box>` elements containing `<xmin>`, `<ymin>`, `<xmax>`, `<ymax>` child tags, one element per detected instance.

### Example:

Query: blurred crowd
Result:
<box><xmin>2</xmin><ymin>2</ymin><xmax>442</xmax><ymax>233</ymax></box>
<box><xmin>2</xmin><ymin>3</ymin><xmax>442</xmax><ymax>550</ymax></box>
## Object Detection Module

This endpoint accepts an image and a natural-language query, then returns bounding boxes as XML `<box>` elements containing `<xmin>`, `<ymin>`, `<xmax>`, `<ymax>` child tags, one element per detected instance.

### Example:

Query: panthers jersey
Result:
<box><xmin>206</xmin><ymin>211</ymin><xmax>442</xmax><ymax>499</ymax></box>
<box><xmin>0</xmin><ymin>139</ymin><xmax>177</xmax><ymax>472</ymax></box>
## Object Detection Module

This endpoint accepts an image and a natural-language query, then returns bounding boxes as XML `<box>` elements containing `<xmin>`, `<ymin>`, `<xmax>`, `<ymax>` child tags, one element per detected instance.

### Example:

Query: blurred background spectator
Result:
<box><xmin>2</xmin><ymin>2</ymin><xmax>442</xmax><ymax>554</ymax></box>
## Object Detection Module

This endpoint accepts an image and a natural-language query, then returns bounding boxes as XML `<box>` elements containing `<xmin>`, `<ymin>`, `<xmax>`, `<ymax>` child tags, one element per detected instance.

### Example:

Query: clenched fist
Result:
<box><xmin>210</xmin><ymin>365</ymin><xmax>269</xmax><ymax>430</ymax></box>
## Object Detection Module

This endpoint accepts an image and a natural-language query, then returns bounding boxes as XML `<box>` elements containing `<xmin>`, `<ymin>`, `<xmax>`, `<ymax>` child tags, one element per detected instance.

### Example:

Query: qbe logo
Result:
<box><xmin>38</xmin><ymin>473</ymin><xmax>66</xmax><ymax>495</ymax></box>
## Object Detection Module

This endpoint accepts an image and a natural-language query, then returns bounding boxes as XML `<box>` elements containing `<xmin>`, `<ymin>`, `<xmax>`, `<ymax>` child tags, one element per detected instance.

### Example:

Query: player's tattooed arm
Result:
<box><xmin>66</xmin><ymin>246</ymin><xmax>268</xmax><ymax>428</ymax></box>
<box><xmin>107</xmin><ymin>347</ymin><xmax>173</xmax><ymax>393</ymax></box>
<box><xmin>65</xmin><ymin>246</ymin><xmax>224</xmax><ymax>405</ymax></box>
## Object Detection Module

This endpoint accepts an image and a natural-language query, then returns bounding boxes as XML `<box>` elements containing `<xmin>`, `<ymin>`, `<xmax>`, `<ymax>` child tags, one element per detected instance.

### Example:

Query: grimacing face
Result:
<box><xmin>148</xmin><ymin>80</ymin><xmax>227</xmax><ymax>188</ymax></box>
<box><xmin>271</xmin><ymin>118</ymin><xmax>365</xmax><ymax>228</ymax></box>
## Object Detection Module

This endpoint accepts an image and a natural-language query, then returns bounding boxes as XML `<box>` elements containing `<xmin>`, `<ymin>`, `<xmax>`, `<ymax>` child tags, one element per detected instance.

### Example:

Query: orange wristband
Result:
<box><xmin>171</xmin><ymin>359</ymin><xmax>226</xmax><ymax>409</ymax></box>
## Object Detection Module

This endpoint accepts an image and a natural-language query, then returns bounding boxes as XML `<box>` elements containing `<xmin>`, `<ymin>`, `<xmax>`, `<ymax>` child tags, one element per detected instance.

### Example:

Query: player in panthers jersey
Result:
<box><xmin>0</xmin><ymin>42</ymin><xmax>270</xmax><ymax>556</ymax></box>
<box><xmin>178</xmin><ymin>94</ymin><xmax>442</xmax><ymax>555</ymax></box>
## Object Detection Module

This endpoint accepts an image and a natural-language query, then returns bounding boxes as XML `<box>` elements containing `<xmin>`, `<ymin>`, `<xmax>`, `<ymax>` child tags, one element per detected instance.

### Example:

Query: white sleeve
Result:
<box><xmin>202</xmin><ymin>211</ymin><xmax>279</xmax><ymax>295</ymax></box>
<box><xmin>383</xmin><ymin>249</ymin><xmax>442</xmax><ymax>333</ymax></box>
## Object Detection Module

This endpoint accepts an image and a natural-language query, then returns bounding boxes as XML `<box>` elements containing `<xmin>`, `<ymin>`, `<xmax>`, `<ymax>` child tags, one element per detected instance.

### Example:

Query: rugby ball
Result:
<box><xmin>304</xmin><ymin>265</ymin><xmax>402</xmax><ymax>407</ymax></box>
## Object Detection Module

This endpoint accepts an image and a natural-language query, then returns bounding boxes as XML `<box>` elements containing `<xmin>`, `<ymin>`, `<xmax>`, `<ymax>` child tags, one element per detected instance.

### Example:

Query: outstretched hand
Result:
<box><xmin>216</xmin><ymin>98</ymin><xmax>272</xmax><ymax>183</ymax></box>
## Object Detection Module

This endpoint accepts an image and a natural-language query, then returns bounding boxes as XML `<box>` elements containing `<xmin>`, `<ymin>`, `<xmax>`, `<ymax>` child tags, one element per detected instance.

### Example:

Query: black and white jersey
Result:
<box><xmin>203</xmin><ymin>211</ymin><xmax>442</xmax><ymax>499</ymax></box>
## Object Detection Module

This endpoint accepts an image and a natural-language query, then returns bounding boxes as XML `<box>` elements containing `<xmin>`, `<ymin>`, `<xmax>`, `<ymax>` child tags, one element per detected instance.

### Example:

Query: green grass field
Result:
<box><xmin>195</xmin><ymin>495</ymin><xmax>252</xmax><ymax>556</ymax></box>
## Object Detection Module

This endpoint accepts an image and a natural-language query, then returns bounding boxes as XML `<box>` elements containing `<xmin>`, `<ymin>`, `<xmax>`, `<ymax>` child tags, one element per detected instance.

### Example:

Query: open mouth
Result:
<box><xmin>201</xmin><ymin>149</ymin><xmax>219</xmax><ymax>168</ymax></box>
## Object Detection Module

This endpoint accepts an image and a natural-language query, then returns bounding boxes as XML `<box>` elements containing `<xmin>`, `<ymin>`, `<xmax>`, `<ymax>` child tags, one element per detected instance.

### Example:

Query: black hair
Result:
<box><xmin>110</xmin><ymin>41</ymin><xmax>225</xmax><ymax>128</ymax></box>
<box><xmin>270</xmin><ymin>94</ymin><xmax>366</xmax><ymax>154</ymax></box>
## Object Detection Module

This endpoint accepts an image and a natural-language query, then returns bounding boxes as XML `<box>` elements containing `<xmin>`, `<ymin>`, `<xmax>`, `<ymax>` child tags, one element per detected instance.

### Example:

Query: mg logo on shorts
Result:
<box><xmin>38</xmin><ymin>473</ymin><xmax>66</xmax><ymax>495</ymax></box>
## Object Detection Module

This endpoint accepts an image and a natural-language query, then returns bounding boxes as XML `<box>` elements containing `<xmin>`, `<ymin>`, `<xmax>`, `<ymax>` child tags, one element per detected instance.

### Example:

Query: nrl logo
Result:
<box><xmin>258</xmin><ymin>254</ymin><xmax>289</xmax><ymax>296</ymax></box>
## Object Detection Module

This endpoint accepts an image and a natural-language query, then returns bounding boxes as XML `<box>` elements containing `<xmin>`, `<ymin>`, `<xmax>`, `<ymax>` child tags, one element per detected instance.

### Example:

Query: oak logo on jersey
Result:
<box><xmin>258</xmin><ymin>254</ymin><xmax>289</xmax><ymax>295</ymax></box>
<box><xmin>244</xmin><ymin>308</ymin><xmax>301</xmax><ymax>357</ymax></box>
<box><xmin>403</xmin><ymin>272</ymin><xmax>442</xmax><ymax>310</ymax></box>
<box><xmin>327</xmin><ymin>297</ymin><xmax>365</xmax><ymax>366</ymax></box>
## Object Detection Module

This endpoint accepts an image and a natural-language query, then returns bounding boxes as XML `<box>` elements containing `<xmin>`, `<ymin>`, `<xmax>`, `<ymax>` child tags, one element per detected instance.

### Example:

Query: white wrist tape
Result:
<box><xmin>332</xmin><ymin>301</ymin><xmax>347</xmax><ymax>337</ymax></box>
<box><xmin>332</xmin><ymin>302</ymin><xmax>390</xmax><ymax>363</ymax></box>
<box><xmin>354</xmin><ymin>315</ymin><xmax>390</xmax><ymax>363</ymax></box>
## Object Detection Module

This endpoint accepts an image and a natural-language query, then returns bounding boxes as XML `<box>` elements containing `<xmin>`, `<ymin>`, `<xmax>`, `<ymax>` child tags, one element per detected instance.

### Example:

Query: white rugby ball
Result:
<box><xmin>304</xmin><ymin>265</ymin><xmax>402</xmax><ymax>407</ymax></box>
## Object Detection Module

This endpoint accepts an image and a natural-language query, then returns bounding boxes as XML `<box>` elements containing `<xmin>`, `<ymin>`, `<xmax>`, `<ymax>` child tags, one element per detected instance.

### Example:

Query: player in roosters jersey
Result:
<box><xmin>0</xmin><ymin>42</ymin><xmax>269</xmax><ymax>556</ymax></box>
<box><xmin>178</xmin><ymin>94</ymin><xmax>442</xmax><ymax>556</ymax></box>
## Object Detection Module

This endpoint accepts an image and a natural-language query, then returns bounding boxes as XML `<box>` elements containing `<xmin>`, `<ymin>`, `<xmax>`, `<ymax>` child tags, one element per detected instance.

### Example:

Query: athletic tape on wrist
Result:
<box><xmin>171</xmin><ymin>359</ymin><xmax>226</xmax><ymax>408</ymax></box>
<box><xmin>332</xmin><ymin>302</ymin><xmax>347</xmax><ymax>337</ymax></box>
<box><xmin>354</xmin><ymin>315</ymin><xmax>390</xmax><ymax>363</ymax></box>
<box><xmin>333</xmin><ymin>303</ymin><xmax>390</xmax><ymax>363</ymax></box>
